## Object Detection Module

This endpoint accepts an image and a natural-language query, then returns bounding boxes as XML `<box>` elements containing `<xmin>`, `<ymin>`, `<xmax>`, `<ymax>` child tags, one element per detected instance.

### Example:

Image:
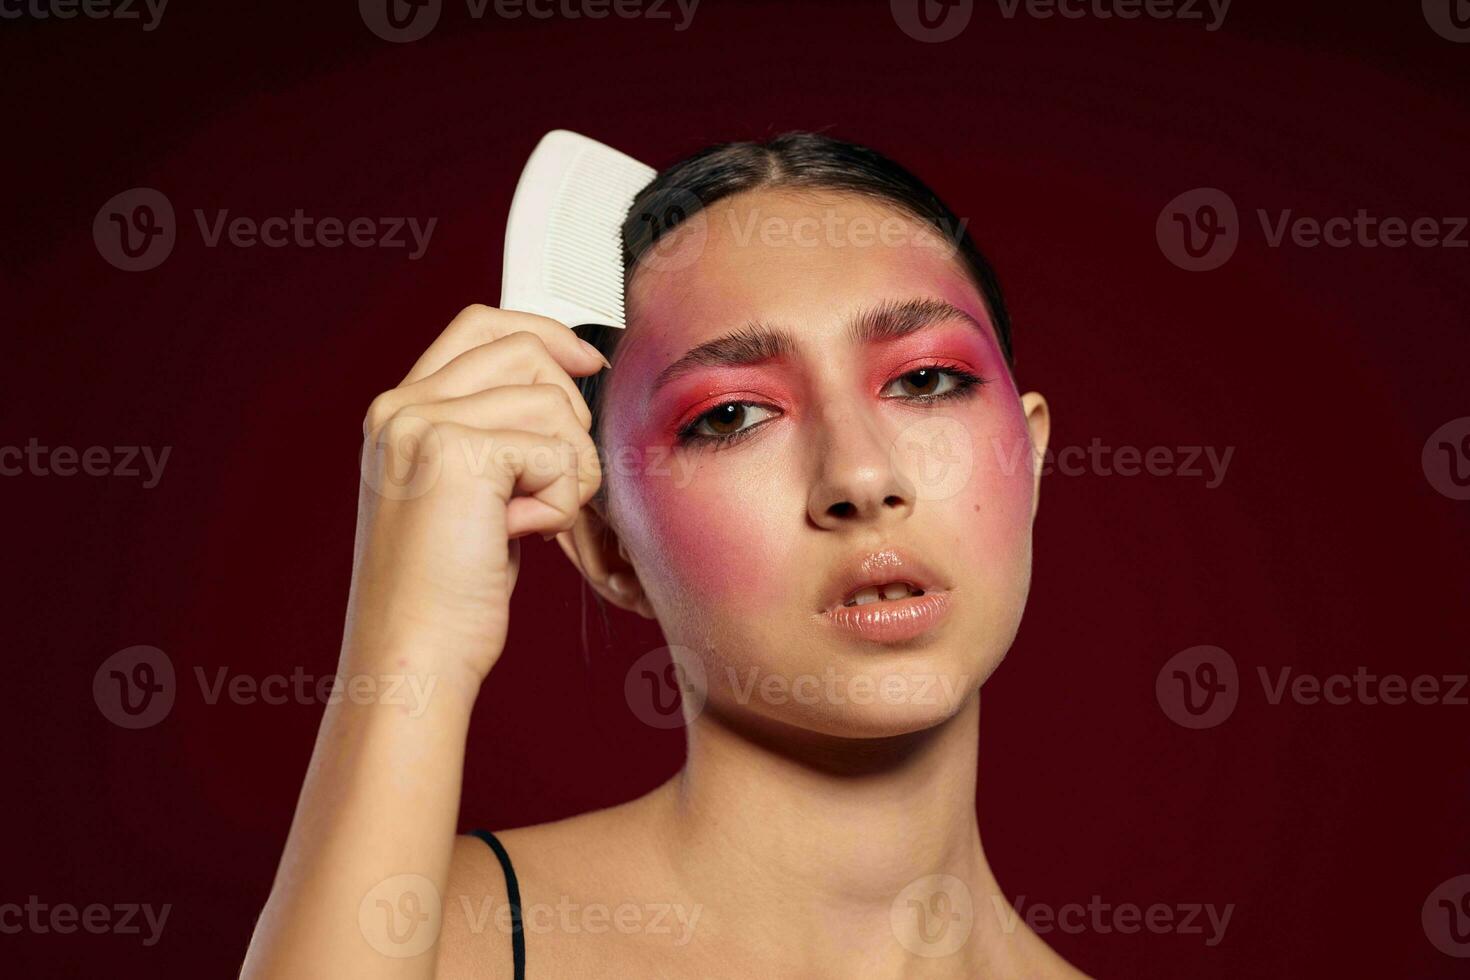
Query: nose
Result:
<box><xmin>806</xmin><ymin>399</ymin><xmax>917</xmax><ymax>530</ymax></box>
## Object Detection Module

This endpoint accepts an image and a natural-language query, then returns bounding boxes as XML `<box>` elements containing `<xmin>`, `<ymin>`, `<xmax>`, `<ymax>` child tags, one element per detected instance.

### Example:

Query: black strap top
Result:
<box><xmin>470</xmin><ymin>829</ymin><xmax>525</xmax><ymax>980</ymax></box>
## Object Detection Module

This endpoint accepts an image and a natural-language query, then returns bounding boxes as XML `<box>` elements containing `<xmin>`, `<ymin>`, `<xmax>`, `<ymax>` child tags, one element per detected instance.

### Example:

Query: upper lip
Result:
<box><xmin>818</xmin><ymin>547</ymin><xmax>948</xmax><ymax>614</ymax></box>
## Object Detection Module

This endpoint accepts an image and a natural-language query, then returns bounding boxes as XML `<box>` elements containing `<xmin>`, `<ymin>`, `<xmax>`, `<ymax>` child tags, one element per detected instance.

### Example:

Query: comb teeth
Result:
<box><xmin>543</xmin><ymin>148</ymin><xmax>653</xmax><ymax>325</ymax></box>
<box><xmin>501</xmin><ymin>130</ymin><xmax>656</xmax><ymax>331</ymax></box>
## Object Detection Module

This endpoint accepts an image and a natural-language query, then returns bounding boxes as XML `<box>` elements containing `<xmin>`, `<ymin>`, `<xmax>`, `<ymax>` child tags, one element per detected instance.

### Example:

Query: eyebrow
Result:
<box><xmin>649</xmin><ymin>297</ymin><xmax>989</xmax><ymax>394</ymax></box>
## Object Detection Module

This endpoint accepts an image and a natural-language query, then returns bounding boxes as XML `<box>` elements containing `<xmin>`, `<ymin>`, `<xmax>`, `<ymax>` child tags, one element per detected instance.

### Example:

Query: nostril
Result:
<box><xmin>828</xmin><ymin>501</ymin><xmax>856</xmax><ymax>518</ymax></box>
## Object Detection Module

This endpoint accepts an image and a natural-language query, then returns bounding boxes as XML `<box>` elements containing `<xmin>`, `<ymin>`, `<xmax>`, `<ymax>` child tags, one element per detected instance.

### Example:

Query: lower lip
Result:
<box><xmin>821</xmin><ymin>590</ymin><xmax>953</xmax><ymax>644</ymax></box>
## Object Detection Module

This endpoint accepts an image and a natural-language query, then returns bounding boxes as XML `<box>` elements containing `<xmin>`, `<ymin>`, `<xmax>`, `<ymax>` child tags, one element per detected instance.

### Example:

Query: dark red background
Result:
<box><xmin>4</xmin><ymin>1</ymin><xmax>1468</xmax><ymax>975</ymax></box>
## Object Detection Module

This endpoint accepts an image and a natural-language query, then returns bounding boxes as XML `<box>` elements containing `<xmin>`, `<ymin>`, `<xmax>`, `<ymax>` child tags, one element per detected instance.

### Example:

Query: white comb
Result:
<box><xmin>499</xmin><ymin>130</ymin><xmax>657</xmax><ymax>330</ymax></box>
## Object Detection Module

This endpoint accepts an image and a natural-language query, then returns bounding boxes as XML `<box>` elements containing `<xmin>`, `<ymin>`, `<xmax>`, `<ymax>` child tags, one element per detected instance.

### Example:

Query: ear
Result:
<box><xmin>551</xmin><ymin>498</ymin><xmax>656</xmax><ymax>619</ymax></box>
<box><xmin>1019</xmin><ymin>391</ymin><xmax>1051</xmax><ymax>520</ymax></box>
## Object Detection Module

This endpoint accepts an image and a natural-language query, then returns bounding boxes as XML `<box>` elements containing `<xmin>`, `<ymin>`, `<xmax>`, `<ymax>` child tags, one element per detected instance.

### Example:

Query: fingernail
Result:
<box><xmin>578</xmin><ymin>338</ymin><xmax>612</xmax><ymax>370</ymax></box>
<box><xmin>607</xmin><ymin>572</ymin><xmax>628</xmax><ymax>596</ymax></box>
<box><xmin>541</xmin><ymin>531</ymin><xmax>557</xmax><ymax>543</ymax></box>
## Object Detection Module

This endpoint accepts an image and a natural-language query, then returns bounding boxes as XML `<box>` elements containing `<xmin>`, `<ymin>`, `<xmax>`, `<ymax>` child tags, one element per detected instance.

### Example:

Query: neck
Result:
<box><xmin>644</xmin><ymin>691</ymin><xmax>1023</xmax><ymax>976</ymax></box>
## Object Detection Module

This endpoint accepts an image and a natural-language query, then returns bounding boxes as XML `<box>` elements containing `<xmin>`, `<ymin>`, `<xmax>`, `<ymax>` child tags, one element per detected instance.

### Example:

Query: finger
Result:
<box><xmin>383</xmin><ymin>332</ymin><xmax>595</xmax><ymax>432</ymax></box>
<box><xmin>403</xmin><ymin>387</ymin><xmax>600</xmax><ymax>505</ymax></box>
<box><xmin>401</xmin><ymin>304</ymin><xmax>607</xmax><ymax>386</ymax></box>
<box><xmin>441</xmin><ymin>425</ymin><xmax>585</xmax><ymax>540</ymax></box>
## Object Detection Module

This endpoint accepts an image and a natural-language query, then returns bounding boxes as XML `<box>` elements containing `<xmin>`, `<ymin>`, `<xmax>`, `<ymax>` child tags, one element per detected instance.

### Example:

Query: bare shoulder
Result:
<box><xmin>437</xmin><ymin>793</ymin><xmax>669</xmax><ymax>979</ymax></box>
<box><xmin>437</xmin><ymin>833</ymin><xmax>519</xmax><ymax>980</ymax></box>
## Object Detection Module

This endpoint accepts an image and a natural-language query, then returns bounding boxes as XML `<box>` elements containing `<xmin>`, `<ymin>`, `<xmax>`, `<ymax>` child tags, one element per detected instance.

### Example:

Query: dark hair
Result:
<box><xmin>574</xmin><ymin>130</ymin><xmax>1014</xmax><ymax>499</ymax></box>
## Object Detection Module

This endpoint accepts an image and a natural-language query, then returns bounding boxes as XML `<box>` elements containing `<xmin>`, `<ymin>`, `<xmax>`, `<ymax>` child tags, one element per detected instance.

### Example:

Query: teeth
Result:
<box><xmin>843</xmin><ymin>582</ymin><xmax>922</xmax><ymax>607</ymax></box>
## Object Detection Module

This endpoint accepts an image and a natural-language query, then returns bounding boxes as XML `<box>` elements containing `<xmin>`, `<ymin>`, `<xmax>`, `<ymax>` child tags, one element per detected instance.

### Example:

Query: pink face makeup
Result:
<box><xmin>856</xmin><ymin>319</ymin><xmax>1001</xmax><ymax>394</ymax></box>
<box><xmin>654</xmin><ymin>366</ymin><xmax>800</xmax><ymax>446</ymax></box>
<box><xmin>598</xmin><ymin>190</ymin><xmax>1040</xmax><ymax>681</ymax></box>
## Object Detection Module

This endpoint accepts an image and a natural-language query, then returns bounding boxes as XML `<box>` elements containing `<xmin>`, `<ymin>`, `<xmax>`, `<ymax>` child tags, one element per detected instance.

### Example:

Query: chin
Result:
<box><xmin>699</xmin><ymin>640</ymin><xmax>1004</xmax><ymax>741</ymax></box>
<box><xmin>801</xmin><ymin>691</ymin><xmax>978</xmax><ymax>739</ymax></box>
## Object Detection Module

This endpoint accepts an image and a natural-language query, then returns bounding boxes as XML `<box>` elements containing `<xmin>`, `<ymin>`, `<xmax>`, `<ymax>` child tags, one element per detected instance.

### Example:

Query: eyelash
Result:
<box><xmin>674</xmin><ymin>364</ymin><xmax>990</xmax><ymax>449</ymax></box>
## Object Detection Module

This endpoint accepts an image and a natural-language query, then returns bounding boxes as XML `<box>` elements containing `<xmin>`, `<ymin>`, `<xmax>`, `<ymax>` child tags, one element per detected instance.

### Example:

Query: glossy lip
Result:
<box><xmin>817</xmin><ymin>547</ymin><xmax>948</xmax><ymax>615</ymax></box>
<box><xmin>822</xmin><ymin>590</ymin><xmax>954</xmax><ymax>644</ymax></box>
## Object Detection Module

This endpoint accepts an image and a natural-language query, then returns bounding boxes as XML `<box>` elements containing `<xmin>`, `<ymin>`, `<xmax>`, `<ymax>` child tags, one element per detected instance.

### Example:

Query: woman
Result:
<box><xmin>243</xmin><ymin>132</ymin><xmax>1080</xmax><ymax>978</ymax></box>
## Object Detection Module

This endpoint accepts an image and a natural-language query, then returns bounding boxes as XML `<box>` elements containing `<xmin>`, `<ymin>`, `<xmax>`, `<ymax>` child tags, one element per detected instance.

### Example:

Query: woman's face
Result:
<box><xmin>598</xmin><ymin>188</ymin><xmax>1047</xmax><ymax>737</ymax></box>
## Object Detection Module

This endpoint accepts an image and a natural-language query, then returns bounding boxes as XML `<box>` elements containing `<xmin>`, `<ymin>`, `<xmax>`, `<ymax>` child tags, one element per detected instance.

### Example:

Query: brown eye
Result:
<box><xmin>880</xmin><ymin>367</ymin><xmax>976</xmax><ymax>402</ymax></box>
<box><xmin>687</xmin><ymin>402</ymin><xmax>777</xmax><ymax>441</ymax></box>
<box><xmin>897</xmin><ymin>368</ymin><xmax>941</xmax><ymax>396</ymax></box>
<box><xmin>703</xmin><ymin>403</ymin><xmax>746</xmax><ymax>435</ymax></box>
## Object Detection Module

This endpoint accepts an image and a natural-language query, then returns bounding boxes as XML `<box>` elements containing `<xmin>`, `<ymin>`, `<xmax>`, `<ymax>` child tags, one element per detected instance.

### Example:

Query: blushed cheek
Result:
<box><xmin>614</xmin><ymin>448</ymin><xmax>798</xmax><ymax>619</ymax></box>
<box><xmin>951</xmin><ymin>413</ymin><xmax>1037</xmax><ymax>576</ymax></box>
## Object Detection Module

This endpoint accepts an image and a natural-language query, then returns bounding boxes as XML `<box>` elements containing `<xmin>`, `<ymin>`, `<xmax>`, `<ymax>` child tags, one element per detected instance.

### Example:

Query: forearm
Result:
<box><xmin>241</xmin><ymin>644</ymin><xmax>478</xmax><ymax>979</ymax></box>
